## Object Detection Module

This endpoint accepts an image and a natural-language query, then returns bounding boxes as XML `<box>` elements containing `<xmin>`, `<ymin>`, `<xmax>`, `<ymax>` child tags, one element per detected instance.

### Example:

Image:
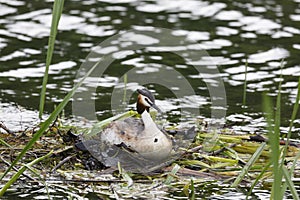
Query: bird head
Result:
<box><xmin>136</xmin><ymin>88</ymin><xmax>161</xmax><ymax>114</ymax></box>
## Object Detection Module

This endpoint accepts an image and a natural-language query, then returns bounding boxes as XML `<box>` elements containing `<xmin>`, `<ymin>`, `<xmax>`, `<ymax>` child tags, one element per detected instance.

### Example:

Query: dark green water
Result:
<box><xmin>1</xmin><ymin>0</ymin><xmax>300</xmax><ymax>198</ymax></box>
<box><xmin>1</xmin><ymin>0</ymin><xmax>300</xmax><ymax>136</ymax></box>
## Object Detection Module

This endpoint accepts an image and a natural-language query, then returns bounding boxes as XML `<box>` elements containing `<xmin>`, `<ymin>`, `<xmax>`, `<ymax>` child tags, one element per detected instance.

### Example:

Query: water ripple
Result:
<box><xmin>248</xmin><ymin>48</ymin><xmax>290</xmax><ymax>63</ymax></box>
<box><xmin>0</xmin><ymin>4</ymin><xmax>17</xmax><ymax>16</ymax></box>
<box><xmin>0</xmin><ymin>61</ymin><xmax>76</xmax><ymax>78</ymax></box>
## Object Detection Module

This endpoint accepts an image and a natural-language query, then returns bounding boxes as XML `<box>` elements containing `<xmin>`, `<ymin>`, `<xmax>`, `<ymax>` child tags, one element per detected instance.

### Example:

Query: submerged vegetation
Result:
<box><xmin>1</xmin><ymin>0</ymin><xmax>300</xmax><ymax>199</ymax></box>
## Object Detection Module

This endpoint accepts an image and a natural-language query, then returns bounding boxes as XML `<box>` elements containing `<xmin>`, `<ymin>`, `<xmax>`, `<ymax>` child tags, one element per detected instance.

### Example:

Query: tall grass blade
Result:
<box><xmin>280</xmin><ymin>77</ymin><xmax>300</xmax><ymax>198</ymax></box>
<box><xmin>0</xmin><ymin>150</ymin><xmax>53</xmax><ymax>197</ymax></box>
<box><xmin>39</xmin><ymin>0</ymin><xmax>65</xmax><ymax>119</ymax></box>
<box><xmin>0</xmin><ymin>138</ymin><xmax>11</xmax><ymax>148</ymax></box>
<box><xmin>246</xmin><ymin>161</ymin><xmax>271</xmax><ymax>199</ymax></box>
<box><xmin>123</xmin><ymin>73</ymin><xmax>127</xmax><ymax>105</ymax></box>
<box><xmin>280</xmin><ymin>150</ymin><xmax>300</xmax><ymax>198</ymax></box>
<box><xmin>0</xmin><ymin>60</ymin><xmax>100</xmax><ymax>181</ymax></box>
<box><xmin>86</xmin><ymin>110</ymin><xmax>136</xmax><ymax>136</ymax></box>
<box><xmin>274</xmin><ymin>70</ymin><xmax>283</xmax><ymax>197</ymax></box>
<box><xmin>190</xmin><ymin>179</ymin><xmax>195</xmax><ymax>200</ymax></box>
<box><xmin>231</xmin><ymin>142</ymin><xmax>266</xmax><ymax>187</ymax></box>
<box><xmin>282</xmin><ymin>77</ymin><xmax>300</xmax><ymax>159</ymax></box>
<box><xmin>282</xmin><ymin>166</ymin><xmax>300</xmax><ymax>200</ymax></box>
<box><xmin>242</xmin><ymin>59</ymin><xmax>248</xmax><ymax>107</ymax></box>
<box><xmin>117</xmin><ymin>162</ymin><xmax>133</xmax><ymax>187</ymax></box>
<box><xmin>290</xmin><ymin>150</ymin><xmax>300</xmax><ymax>176</ymax></box>
<box><xmin>262</xmin><ymin>92</ymin><xmax>282</xmax><ymax>200</ymax></box>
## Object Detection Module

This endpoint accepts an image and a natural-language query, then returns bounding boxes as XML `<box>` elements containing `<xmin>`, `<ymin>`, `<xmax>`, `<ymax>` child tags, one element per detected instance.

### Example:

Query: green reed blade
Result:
<box><xmin>290</xmin><ymin>150</ymin><xmax>300</xmax><ymax>177</ymax></box>
<box><xmin>0</xmin><ymin>150</ymin><xmax>53</xmax><ymax>196</ymax></box>
<box><xmin>242</xmin><ymin>59</ymin><xmax>248</xmax><ymax>107</ymax></box>
<box><xmin>0</xmin><ymin>138</ymin><xmax>11</xmax><ymax>148</ymax></box>
<box><xmin>0</xmin><ymin>59</ymin><xmax>100</xmax><ymax>181</ymax></box>
<box><xmin>280</xmin><ymin>151</ymin><xmax>300</xmax><ymax>199</ymax></box>
<box><xmin>282</xmin><ymin>166</ymin><xmax>300</xmax><ymax>200</ymax></box>
<box><xmin>231</xmin><ymin>142</ymin><xmax>266</xmax><ymax>187</ymax></box>
<box><xmin>164</xmin><ymin>164</ymin><xmax>181</xmax><ymax>185</ymax></box>
<box><xmin>262</xmin><ymin>94</ymin><xmax>277</xmax><ymax>199</ymax></box>
<box><xmin>246</xmin><ymin>161</ymin><xmax>271</xmax><ymax>199</ymax></box>
<box><xmin>123</xmin><ymin>73</ymin><xmax>128</xmax><ymax>107</ymax></box>
<box><xmin>190</xmin><ymin>179</ymin><xmax>195</xmax><ymax>200</ymax></box>
<box><xmin>280</xmin><ymin>77</ymin><xmax>300</xmax><ymax>198</ymax></box>
<box><xmin>262</xmin><ymin>87</ymin><xmax>282</xmax><ymax>200</ymax></box>
<box><xmin>39</xmin><ymin>0</ymin><xmax>65</xmax><ymax>119</ymax></box>
<box><xmin>117</xmin><ymin>162</ymin><xmax>133</xmax><ymax>187</ymax></box>
<box><xmin>85</xmin><ymin>110</ymin><xmax>137</xmax><ymax>136</ymax></box>
<box><xmin>282</xmin><ymin>77</ymin><xmax>300</xmax><ymax>160</ymax></box>
<box><xmin>273</xmin><ymin>73</ymin><xmax>283</xmax><ymax>200</ymax></box>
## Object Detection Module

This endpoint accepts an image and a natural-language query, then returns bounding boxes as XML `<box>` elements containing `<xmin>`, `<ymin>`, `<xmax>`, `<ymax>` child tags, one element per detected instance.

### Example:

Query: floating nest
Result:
<box><xmin>0</xmin><ymin>119</ymin><xmax>300</xmax><ymax>199</ymax></box>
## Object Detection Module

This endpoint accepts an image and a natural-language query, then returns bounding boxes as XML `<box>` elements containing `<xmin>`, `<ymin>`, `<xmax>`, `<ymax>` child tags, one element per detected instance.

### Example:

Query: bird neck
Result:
<box><xmin>141</xmin><ymin>110</ymin><xmax>157</xmax><ymax>130</ymax></box>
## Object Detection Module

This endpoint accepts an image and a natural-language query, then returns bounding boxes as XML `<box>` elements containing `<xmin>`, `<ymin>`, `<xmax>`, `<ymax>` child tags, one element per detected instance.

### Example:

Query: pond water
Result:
<box><xmin>1</xmin><ymin>0</ymin><xmax>300</xmax><ymax>198</ymax></box>
<box><xmin>1</xmin><ymin>0</ymin><xmax>300</xmax><ymax>135</ymax></box>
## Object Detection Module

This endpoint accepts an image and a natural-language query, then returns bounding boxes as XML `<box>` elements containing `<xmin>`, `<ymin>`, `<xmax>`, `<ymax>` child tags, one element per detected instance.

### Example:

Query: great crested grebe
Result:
<box><xmin>84</xmin><ymin>88</ymin><xmax>173</xmax><ymax>169</ymax></box>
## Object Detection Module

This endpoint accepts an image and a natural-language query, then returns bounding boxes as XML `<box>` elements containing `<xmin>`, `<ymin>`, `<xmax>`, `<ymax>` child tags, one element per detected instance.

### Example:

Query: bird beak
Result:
<box><xmin>151</xmin><ymin>103</ymin><xmax>162</xmax><ymax>113</ymax></box>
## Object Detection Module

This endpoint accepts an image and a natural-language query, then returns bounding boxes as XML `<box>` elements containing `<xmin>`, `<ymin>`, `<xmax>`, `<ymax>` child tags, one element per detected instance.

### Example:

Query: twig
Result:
<box><xmin>51</xmin><ymin>155</ymin><xmax>75</xmax><ymax>172</ymax></box>
<box><xmin>163</xmin><ymin>166</ymin><xmax>225</xmax><ymax>179</ymax></box>
<box><xmin>0</xmin><ymin>122</ymin><xmax>14</xmax><ymax>134</ymax></box>
<box><xmin>31</xmin><ymin>178</ymin><xmax>153</xmax><ymax>184</ymax></box>
<box><xmin>0</xmin><ymin>156</ymin><xmax>36</xmax><ymax>181</ymax></box>
<box><xmin>188</xmin><ymin>145</ymin><xmax>203</xmax><ymax>153</ymax></box>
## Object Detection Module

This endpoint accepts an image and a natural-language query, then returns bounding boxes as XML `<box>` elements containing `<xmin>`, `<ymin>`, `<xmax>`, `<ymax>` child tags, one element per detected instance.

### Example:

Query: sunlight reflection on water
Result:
<box><xmin>1</xmin><ymin>0</ymin><xmax>300</xmax><ymax>136</ymax></box>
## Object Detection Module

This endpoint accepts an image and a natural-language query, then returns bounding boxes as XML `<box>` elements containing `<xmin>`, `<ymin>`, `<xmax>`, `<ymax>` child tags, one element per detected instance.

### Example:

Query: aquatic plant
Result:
<box><xmin>39</xmin><ymin>0</ymin><xmax>65</xmax><ymax>119</ymax></box>
<box><xmin>236</xmin><ymin>63</ymin><xmax>300</xmax><ymax>200</ymax></box>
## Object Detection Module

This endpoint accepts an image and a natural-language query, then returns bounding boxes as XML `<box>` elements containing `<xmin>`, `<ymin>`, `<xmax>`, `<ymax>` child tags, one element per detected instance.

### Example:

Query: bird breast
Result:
<box><xmin>100</xmin><ymin>114</ymin><xmax>172</xmax><ymax>161</ymax></box>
